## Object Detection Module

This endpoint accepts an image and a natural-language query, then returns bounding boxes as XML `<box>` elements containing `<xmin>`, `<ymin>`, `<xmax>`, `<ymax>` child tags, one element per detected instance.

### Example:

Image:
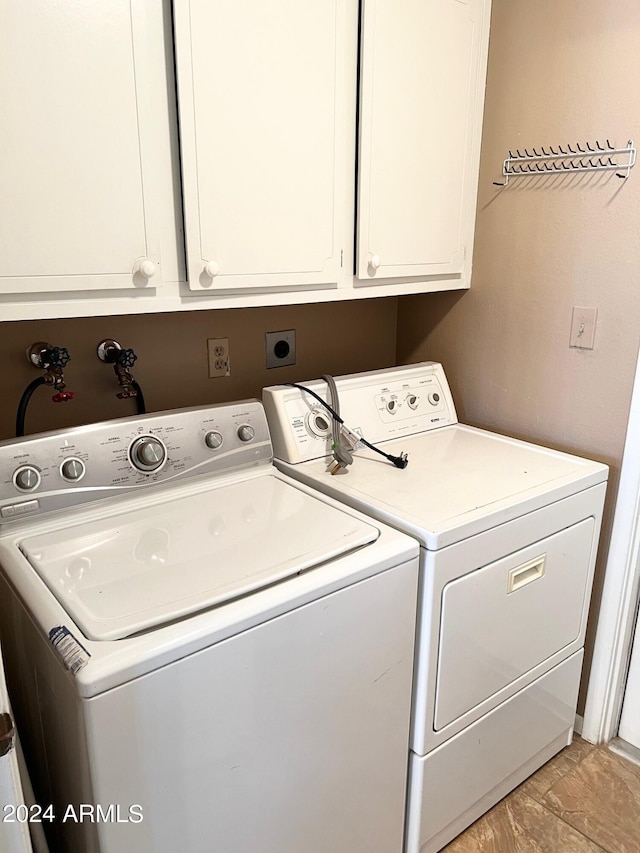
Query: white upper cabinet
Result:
<box><xmin>0</xmin><ymin>1</ymin><xmax>491</xmax><ymax>319</ymax></box>
<box><xmin>0</xmin><ymin>0</ymin><xmax>168</xmax><ymax>295</ymax></box>
<box><xmin>174</xmin><ymin>0</ymin><xmax>348</xmax><ymax>293</ymax></box>
<box><xmin>357</xmin><ymin>0</ymin><xmax>491</xmax><ymax>282</ymax></box>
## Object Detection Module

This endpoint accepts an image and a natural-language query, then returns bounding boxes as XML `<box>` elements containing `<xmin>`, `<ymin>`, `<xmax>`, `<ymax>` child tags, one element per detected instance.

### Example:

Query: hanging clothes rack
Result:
<box><xmin>493</xmin><ymin>139</ymin><xmax>636</xmax><ymax>187</ymax></box>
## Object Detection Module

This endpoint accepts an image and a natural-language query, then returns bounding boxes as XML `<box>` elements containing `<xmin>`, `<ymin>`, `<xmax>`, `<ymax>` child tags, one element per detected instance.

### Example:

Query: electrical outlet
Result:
<box><xmin>266</xmin><ymin>330</ymin><xmax>296</xmax><ymax>368</ymax></box>
<box><xmin>207</xmin><ymin>337</ymin><xmax>230</xmax><ymax>377</ymax></box>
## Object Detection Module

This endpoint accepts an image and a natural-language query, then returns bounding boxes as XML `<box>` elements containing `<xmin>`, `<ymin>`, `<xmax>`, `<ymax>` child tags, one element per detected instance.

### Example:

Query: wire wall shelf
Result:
<box><xmin>494</xmin><ymin>139</ymin><xmax>636</xmax><ymax>187</ymax></box>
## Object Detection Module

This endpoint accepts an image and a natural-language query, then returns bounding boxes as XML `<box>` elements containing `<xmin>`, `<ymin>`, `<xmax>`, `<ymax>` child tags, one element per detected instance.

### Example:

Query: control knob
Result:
<box><xmin>386</xmin><ymin>400</ymin><xmax>398</xmax><ymax>414</ymax></box>
<box><xmin>407</xmin><ymin>394</ymin><xmax>419</xmax><ymax>410</ymax></box>
<box><xmin>205</xmin><ymin>431</ymin><xmax>224</xmax><ymax>450</ymax></box>
<box><xmin>129</xmin><ymin>436</ymin><xmax>167</xmax><ymax>472</ymax></box>
<box><xmin>60</xmin><ymin>458</ymin><xmax>85</xmax><ymax>482</ymax></box>
<box><xmin>307</xmin><ymin>410</ymin><xmax>331</xmax><ymax>438</ymax></box>
<box><xmin>13</xmin><ymin>465</ymin><xmax>41</xmax><ymax>492</ymax></box>
<box><xmin>237</xmin><ymin>425</ymin><xmax>255</xmax><ymax>443</ymax></box>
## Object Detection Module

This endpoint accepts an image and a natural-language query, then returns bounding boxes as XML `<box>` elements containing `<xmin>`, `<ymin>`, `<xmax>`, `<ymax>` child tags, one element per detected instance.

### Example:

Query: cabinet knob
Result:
<box><xmin>133</xmin><ymin>258</ymin><xmax>157</xmax><ymax>279</ymax></box>
<box><xmin>368</xmin><ymin>254</ymin><xmax>381</xmax><ymax>271</ymax></box>
<box><xmin>204</xmin><ymin>260</ymin><xmax>220</xmax><ymax>278</ymax></box>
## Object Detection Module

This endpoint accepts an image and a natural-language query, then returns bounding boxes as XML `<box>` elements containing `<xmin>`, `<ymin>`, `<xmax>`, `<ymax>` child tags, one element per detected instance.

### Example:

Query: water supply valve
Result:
<box><xmin>52</xmin><ymin>390</ymin><xmax>75</xmax><ymax>403</ymax></box>
<box><xmin>16</xmin><ymin>342</ymin><xmax>75</xmax><ymax>436</ymax></box>
<box><xmin>26</xmin><ymin>342</ymin><xmax>74</xmax><ymax>399</ymax></box>
<box><xmin>97</xmin><ymin>339</ymin><xmax>146</xmax><ymax>413</ymax></box>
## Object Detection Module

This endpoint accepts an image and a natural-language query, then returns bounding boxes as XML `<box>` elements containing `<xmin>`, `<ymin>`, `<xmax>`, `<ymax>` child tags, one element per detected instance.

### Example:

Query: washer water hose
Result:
<box><xmin>15</xmin><ymin>377</ymin><xmax>46</xmax><ymax>437</ymax></box>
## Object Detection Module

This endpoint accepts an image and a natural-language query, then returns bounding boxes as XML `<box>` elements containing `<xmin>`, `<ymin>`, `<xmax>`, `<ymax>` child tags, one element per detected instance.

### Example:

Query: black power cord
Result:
<box><xmin>286</xmin><ymin>382</ymin><xmax>408</xmax><ymax>470</ymax></box>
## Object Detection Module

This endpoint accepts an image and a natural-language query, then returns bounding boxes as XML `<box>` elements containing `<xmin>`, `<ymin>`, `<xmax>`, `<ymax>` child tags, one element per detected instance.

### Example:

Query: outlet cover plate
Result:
<box><xmin>266</xmin><ymin>330</ymin><xmax>296</xmax><ymax>368</ymax></box>
<box><xmin>207</xmin><ymin>337</ymin><xmax>230</xmax><ymax>377</ymax></box>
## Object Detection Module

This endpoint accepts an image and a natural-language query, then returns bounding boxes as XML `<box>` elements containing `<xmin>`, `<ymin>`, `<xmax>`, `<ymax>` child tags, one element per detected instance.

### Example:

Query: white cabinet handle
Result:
<box><xmin>368</xmin><ymin>254</ymin><xmax>381</xmax><ymax>271</ymax></box>
<box><xmin>133</xmin><ymin>258</ymin><xmax>156</xmax><ymax>279</ymax></box>
<box><xmin>204</xmin><ymin>260</ymin><xmax>220</xmax><ymax>278</ymax></box>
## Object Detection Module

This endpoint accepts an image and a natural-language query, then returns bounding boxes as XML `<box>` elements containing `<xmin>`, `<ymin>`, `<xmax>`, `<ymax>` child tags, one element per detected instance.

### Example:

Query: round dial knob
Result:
<box><xmin>407</xmin><ymin>394</ymin><xmax>419</xmax><ymax>410</ymax></box>
<box><xmin>428</xmin><ymin>392</ymin><xmax>441</xmax><ymax>406</ymax></box>
<box><xmin>60</xmin><ymin>458</ymin><xmax>86</xmax><ymax>482</ymax></box>
<box><xmin>130</xmin><ymin>436</ymin><xmax>167</xmax><ymax>472</ymax></box>
<box><xmin>14</xmin><ymin>465</ymin><xmax>41</xmax><ymax>492</ymax></box>
<box><xmin>307</xmin><ymin>410</ymin><xmax>331</xmax><ymax>438</ymax></box>
<box><xmin>205</xmin><ymin>430</ymin><xmax>223</xmax><ymax>450</ymax></box>
<box><xmin>237</xmin><ymin>424</ymin><xmax>255</xmax><ymax>443</ymax></box>
<box><xmin>386</xmin><ymin>400</ymin><xmax>398</xmax><ymax>414</ymax></box>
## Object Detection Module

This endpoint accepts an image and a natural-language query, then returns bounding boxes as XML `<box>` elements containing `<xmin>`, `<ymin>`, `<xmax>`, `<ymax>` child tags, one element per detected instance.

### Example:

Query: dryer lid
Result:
<box><xmin>19</xmin><ymin>475</ymin><xmax>379</xmax><ymax>641</ymax></box>
<box><xmin>289</xmin><ymin>424</ymin><xmax>607</xmax><ymax>549</ymax></box>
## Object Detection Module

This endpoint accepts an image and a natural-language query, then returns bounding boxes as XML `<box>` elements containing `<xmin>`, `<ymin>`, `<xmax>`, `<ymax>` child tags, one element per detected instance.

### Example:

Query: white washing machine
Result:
<box><xmin>263</xmin><ymin>362</ymin><xmax>608</xmax><ymax>853</ymax></box>
<box><xmin>0</xmin><ymin>400</ymin><xmax>420</xmax><ymax>853</ymax></box>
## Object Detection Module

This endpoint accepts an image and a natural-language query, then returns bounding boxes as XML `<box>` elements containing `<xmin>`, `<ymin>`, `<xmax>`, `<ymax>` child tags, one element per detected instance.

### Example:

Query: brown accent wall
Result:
<box><xmin>397</xmin><ymin>0</ymin><xmax>640</xmax><ymax>713</ymax></box>
<box><xmin>1</xmin><ymin>299</ymin><xmax>397</xmax><ymax>441</ymax></box>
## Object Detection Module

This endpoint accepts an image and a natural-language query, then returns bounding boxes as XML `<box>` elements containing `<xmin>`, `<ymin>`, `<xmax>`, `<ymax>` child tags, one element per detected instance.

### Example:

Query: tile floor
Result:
<box><xmin>443</xmin><ymin>738</ymin><xmax>640</xmax><ymax>852</ymax></box>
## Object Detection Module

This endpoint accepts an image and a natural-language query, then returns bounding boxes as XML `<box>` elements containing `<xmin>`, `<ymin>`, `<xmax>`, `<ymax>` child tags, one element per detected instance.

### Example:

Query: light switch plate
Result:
<box><xmin>570</xmin><ymin>307</ymin><xmax>597</xmax><ymax>350</ymax></box>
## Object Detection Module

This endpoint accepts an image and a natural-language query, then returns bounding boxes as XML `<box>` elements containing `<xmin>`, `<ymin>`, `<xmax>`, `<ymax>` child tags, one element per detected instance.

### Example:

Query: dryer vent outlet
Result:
<box><xmin>266</xmin><ymin>330</ymin><xmax>296</xmax><ymax>368</ymax></box>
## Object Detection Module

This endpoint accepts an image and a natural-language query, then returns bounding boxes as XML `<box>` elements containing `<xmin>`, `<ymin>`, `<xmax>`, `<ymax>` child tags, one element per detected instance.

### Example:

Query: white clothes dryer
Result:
<box><xmin>263</xmin><ymin>363</ymin><xmax>608</xmax><ymax>853</ymax></box>
<box><xmin>0</xmin><ymin>401</ymin><xmax>419</xmax><ymax>853</ymax></box>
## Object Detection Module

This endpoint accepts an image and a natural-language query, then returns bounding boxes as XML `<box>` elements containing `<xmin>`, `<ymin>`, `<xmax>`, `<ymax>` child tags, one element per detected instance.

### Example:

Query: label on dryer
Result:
<box><xmin>49</xmin><ymin>626</ymin><xmax>90</xmax><ymax>675</ymax></box>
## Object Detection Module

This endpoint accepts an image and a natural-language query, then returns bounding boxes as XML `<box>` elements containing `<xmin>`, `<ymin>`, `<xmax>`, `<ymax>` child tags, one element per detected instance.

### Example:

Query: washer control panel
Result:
<box><xmin>0</xmin><ymin>400</ymin><xmax>271</xmax><ymax>524</ymax></box>
<box><xmin>263</xmin><ymin>362</ymin><xmax>458</xmax><ymax>465</ymax></box>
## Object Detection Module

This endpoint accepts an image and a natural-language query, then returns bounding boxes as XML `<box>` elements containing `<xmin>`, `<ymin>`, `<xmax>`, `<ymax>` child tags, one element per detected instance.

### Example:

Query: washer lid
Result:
<box><xmin>18</xmin><ymin>475</ymin><xmax>379</xmax><ymax>641</ymax></box>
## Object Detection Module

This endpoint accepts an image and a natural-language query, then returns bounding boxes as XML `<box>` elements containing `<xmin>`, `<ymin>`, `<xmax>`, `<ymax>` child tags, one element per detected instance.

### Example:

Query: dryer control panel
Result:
<box><xmin>0</xmin><ymin>401</ymin><xmax>272</xmax><ymax>525</ymax></box>
<box><xmin>263</xmin><ymin>362</ymin><xmax>458</xmax><ymax>464</ymax></box>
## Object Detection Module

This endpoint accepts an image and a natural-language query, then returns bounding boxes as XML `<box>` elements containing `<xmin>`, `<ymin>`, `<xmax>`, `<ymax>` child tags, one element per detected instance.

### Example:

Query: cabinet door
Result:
<box><xmin>0</xmin><ymin>1</ymin><xmax>164</xmax><ymax>294</ymax></box>
<box><xmin>175</xmin><ymin>0</ymin><xmax>347</xmax><ymax>292</ymax></box>
<box><xmin>357</xmin><ymin>0</ymin><xmax>490</xmax><ymax>281</ymax></box>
